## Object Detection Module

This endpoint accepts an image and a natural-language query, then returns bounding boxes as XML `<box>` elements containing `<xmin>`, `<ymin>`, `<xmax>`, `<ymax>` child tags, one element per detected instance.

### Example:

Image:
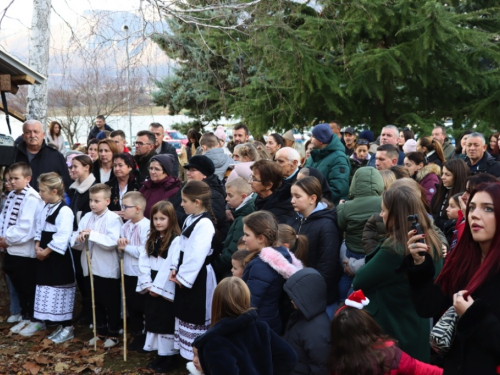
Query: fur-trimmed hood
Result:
<box><xmin>415</xmin><ymin>163</ymin><xmax>441</xmax><ymax>183</ymax></box>
<box><xmin>69</xmin><ymin>173</ymin><xmax>96</xmax><ymax>194</ymax></box>
<box><xmin>259</xmin><ymin>246</ymin><xmax>303</xmax><ymax>279</ymax></box>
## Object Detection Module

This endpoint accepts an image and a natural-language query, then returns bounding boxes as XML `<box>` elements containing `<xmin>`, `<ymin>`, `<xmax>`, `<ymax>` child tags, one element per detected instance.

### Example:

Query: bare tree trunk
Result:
<box><xmin>26</xmin><ymin>0</ymin><xmax>52</xmax><ymax>127</ymax></box>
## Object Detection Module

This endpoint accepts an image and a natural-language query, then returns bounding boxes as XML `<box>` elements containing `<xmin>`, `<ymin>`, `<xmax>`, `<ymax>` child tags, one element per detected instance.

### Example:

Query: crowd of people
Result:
<box><xmin>1</xmin><ymin>117</ymin><xmax>499</xmax><ymax>375</ymax></box>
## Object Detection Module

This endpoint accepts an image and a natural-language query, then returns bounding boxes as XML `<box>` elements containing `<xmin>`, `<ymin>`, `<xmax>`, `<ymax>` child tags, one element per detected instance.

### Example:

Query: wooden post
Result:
<box><xmin>0</xmin><ymin>75</ymin><xmax>11</xmax><ymax>92</ymax></box>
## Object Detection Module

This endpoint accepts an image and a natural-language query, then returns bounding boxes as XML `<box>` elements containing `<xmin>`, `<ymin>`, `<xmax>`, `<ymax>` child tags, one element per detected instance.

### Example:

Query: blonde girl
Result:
<box><xmin>31</xmin><ymin>172</ymin><xmax>75</xmax><ymax>342</ymax></box>
<box><xmin>192</xmin><ymin>277</ymin><xmax>297</xmax><ymax>375</ymax></box>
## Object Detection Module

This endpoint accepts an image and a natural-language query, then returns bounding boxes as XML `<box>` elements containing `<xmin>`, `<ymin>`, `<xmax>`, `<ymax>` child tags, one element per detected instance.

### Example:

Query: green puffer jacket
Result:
<box><xmin>212</xmin><ymin>195</ymin><xmax>256</xmax><ymax>280</ymax></box>
<box><xmin>337</xmin><ymin>167</ymin><xmax>384</xmax><ymax>254</ymax></box>
<box><xmin>304</xmin><ymin>135</ymin><xmax>350</xmax><ymax>205</ymax></box>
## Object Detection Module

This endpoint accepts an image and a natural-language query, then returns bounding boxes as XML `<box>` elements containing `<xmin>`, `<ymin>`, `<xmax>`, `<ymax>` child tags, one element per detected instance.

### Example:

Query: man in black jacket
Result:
<box><xmin>15</xmin><ymin>120</ymin><xmax>72</xmax><ymax>191</ymax></box>
<box><xmin>133</xmin><ymin>130</ymin><xmax>157</xmax><ymax>178</ymax></box>
<box><xmin>465</xmin><ymin>132</ymin><xmax>500</xmax><ymax>178</ymax></box>
<box><xmin>149</xmin><ymin>122</ymin><xmax>179</xmax><ymax>177</ymax></box>
<box><xmin>87</xmin><ymin>115</ymin><xmax>114</xmax><ymax>142</ymax></box>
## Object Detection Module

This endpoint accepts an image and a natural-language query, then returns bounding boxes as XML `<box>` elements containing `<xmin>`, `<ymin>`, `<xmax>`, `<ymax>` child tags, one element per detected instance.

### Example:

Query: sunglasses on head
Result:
<box><xmin>357</xmin><ymin>139</ymin><xmax>369</xmax><ymax>145</ymax></box>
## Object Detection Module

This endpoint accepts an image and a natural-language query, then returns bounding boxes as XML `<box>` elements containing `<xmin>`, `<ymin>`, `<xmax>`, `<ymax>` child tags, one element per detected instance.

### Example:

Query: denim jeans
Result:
<box><xmin>7</xmin><ymin>274</ymin><xmax>21</xmax><ymax>315</ymax></box>
<box><xmin>338</xmin><ymin>249</ymin><xmax>365</xmax><ymax>303</ymax></box>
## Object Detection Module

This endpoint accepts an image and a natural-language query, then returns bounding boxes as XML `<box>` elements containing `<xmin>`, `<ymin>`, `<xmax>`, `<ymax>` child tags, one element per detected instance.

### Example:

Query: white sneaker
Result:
<box><xmin>47</xmin><ymin>325</ymin><xmax>63</xmax><ymax>340</ymax></box>
<box><xmin>7</xmin><ymin>313</ymin><xmax>22</xmax><ymax>323</ymax></box>
<box><xmin>103</xmin><ymin>337</ymin><xmax>118</xmax><ymax>348</ymax></box>
<box><xmin>88</xmin><ymin>336</ymin><xmax>103</xmax><ymax>346</ymax></box>
<box><xmin>52</xmin><ymin>327</ymin><xmax>74</xmax><ymax>344</ymax></box>
<box><xmin>10</xmin><ymin>320</ymin><xmax>30</xmax><ymax>334</ymax></box>
<box><xmin>19</xmin><ymin>321</ymin><xmax>46</xmax><ymax>336</ymax></box>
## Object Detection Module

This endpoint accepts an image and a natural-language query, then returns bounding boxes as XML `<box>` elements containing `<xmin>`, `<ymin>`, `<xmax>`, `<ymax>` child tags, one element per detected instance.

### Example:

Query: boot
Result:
<box><xmin>151</xmin><ymin>355</ymin><xmax>179</xmax><ymax>373</ymax></box>
<box><xmin>146</xmin><ymin>355</ymin><xmax>163</xmax><ymax>369</ymax></box>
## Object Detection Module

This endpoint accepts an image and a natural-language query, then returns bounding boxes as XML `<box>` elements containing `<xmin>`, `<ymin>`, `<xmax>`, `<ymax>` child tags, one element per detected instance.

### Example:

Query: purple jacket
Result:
<box><xmin>416</xmin><ymin>164</ymin><xmax>441</xmax><ymax>204</ymax></box>
<box><xmin>140</xmin><ymin>175</ymin><xmax>182</xmax><ymax>218</ymax></box>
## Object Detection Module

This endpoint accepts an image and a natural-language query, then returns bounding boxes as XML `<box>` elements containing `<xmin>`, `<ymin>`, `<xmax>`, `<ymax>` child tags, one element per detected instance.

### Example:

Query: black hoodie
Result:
<box><xmin>284</xmin><ymin>268</ymin><xmax>331</xmax><ymax>375</ymax></box>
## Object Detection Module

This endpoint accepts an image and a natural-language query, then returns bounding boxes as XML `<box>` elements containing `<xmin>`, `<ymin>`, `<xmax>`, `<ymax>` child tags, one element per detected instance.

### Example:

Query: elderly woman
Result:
<box><xmin>227</xmin><ymin>143</ymin><xmax>260</xmax><ymax>183</ymax></box>
<box><xmin>250</xmin><ymin>160</ymin><xmax>293</xmax><ymax>223</ymax></box>
<box><xmin>139</xmin><ymin>154</ymin><xmax>182</xmax><ymax>218</ymax></box>
<box><xmin>106</xmin><ymin>153</ymin><xmax>144</xmax><ymax>216</ymax></box>
<box><xmin>93</xmin><ymin>139</ymin><xmax>118</xmax><ymax>183</ymax></box>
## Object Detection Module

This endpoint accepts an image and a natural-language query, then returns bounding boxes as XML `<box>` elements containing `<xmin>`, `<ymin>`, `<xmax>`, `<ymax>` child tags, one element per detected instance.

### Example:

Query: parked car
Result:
<box><xmin>166</xmin><ymin>140</ymin><xmax>183</xmax><ymax>156</ymax></box>
<box><xmin>166</xmin><ymin>130</ymin><xmax>188</xmax><ymax>146</ymax></box>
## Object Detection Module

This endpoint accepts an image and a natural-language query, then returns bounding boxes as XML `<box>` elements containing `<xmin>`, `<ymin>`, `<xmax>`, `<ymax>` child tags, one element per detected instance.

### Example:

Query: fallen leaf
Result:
<box><xmin>70</xmin><ymin>365</ymin><xmax>88</xmax><ymax>373</ymax></box>
<box><xmin>54</xmin><ymin>362</ymin><xmax>69</xmax><ymax>373</ymax></box>
<box><xmin>34</xmin><ymin>355</ymin><xmax>52</xmax><ymax>364</ymax></box>
<box><xmin>22</xmin><ymin>361</ymin><xmax>40</xmax><ymax>375</ymax></box>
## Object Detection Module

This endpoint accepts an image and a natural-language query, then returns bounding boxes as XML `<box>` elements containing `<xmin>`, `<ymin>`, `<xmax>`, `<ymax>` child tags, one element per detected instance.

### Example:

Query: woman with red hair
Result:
<box><xmin>405</xmin><ymin>182</ymin><xmax>500</xmax><ymax>374</ymax></box>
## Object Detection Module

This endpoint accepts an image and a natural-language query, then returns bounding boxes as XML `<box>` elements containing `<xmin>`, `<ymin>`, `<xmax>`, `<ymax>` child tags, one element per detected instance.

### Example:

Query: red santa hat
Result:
<box><xmin>335</xmin><ymin>290</ymin><xmax>370</xmax><ymax>317</ymax></box>
<box><xmin>344</xmin><ymin>290</ymin><xmax>370</xmax><ymax>309</ymax></box>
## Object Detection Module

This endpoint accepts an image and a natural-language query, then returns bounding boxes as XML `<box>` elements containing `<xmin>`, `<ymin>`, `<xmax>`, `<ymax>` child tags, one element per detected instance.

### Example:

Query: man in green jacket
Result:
<box><xmin>304</xmin><ymin>123</ymin><xmax>350</xmax><ymax>205</ymax></box>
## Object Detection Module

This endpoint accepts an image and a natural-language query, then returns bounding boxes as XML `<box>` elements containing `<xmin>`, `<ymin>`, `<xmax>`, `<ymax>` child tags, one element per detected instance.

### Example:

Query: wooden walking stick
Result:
<box><xmin>86</xmin><ymin>236</ymin><xmax>98</xmax><ymax>351</ymax></box>
<box><xmin>120</xmin><ymin>254</ymin><xmax>127</xmax><ymax>361</ymax></box>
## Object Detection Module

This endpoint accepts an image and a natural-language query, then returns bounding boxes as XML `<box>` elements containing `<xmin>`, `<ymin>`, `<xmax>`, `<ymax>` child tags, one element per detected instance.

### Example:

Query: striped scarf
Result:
<box><xmin>2</xmin><ymin>185</ymin><xmax>29</xmax><ymax>231</ymax></box>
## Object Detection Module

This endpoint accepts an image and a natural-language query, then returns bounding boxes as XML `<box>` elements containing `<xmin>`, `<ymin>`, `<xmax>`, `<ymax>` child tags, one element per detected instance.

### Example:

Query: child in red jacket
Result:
<box><xmin>329</xmin><ymin>291</ymin><xmax>443</xmax><ymax>375</ymax></box>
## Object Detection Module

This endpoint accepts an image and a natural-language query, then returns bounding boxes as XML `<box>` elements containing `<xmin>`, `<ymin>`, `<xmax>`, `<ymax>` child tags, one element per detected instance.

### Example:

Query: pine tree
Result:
<box><xmin>152</xmin><ymin>0</ymin><xmax>500</xmax><ymax>136</ymax></box>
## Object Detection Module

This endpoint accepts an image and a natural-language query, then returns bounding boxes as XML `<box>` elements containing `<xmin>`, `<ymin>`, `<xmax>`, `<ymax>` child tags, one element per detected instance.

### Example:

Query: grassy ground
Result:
<box><xmin>0</xmin><ymin>306</ymin><xmax>189</xmax><ymax>374</ymax></box>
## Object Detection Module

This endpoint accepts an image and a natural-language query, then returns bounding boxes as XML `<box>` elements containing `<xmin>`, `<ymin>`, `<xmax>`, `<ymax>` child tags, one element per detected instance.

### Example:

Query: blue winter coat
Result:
<box><xmin>242</xmin><ymin>246</ymin><xmax>302</xmax><ymax>334</ymax></box>
<box><xmin>193</xmin><ymin>310</ymin><xmax>298</xmax><ymax>375</ymax></box>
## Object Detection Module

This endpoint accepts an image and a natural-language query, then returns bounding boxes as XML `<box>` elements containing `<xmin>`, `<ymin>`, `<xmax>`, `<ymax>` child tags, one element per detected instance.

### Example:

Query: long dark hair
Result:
<box><xmin>431</xmin><ymin>159</ymin><xmax>469</xmax><ymax>217</ymax></box>
<box><xmin>418</xmin><ymin>136</ymin><xmax>446</xmax><ymax>165</ymax></box>
<box><xmin>182</xmin><ymin>180</ymin><xmax>216</xmax><ymax>225</ymax></box>
<box><xmin>454</xmin><ymin>130</ymin><xmax>472</xmax><ymax>155</ymax></box>
<box><xmin>436</xmin><ymin>182</ymin><xmax>500</xmax><ymax>295</ymax></box>
<box><xmin>329</xmin><ymin>307</ymin><xmax>394</xmax><ymax>375</ymax></box>
<box><xmin>113</xmin><ymin>153</ymin><xmax>140</xmax><ymax>184</ymax></box>
<box><xmin>146</xmin><ymin>201</ymin><xmax>181</xmax><ymax>256</ymax></box>
<box><xmin>488</xmin><ymin>132</ymin><xmax>500</xmax><ymax>155</ymax></box>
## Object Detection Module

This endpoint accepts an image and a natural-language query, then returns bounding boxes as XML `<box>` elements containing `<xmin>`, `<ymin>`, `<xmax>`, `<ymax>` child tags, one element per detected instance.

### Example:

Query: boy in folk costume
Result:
<box><xmin>0</xmin><ymin>163</ymin><xmax>44</xmax><ymax>335</ymax></box>
<box><xmin>117</xmin><ymin>191</ymin><xmax>150</xmax><ymax>351</ymax></box>
<box><xmin>71</xmin><ymin>183</ymin><xmax>123</xmax><ymax>348</ymax></box>
<box><xmin>29</xmin><ymin>173</ymin><xmax>76</xmax><ymax>340</ymax></box>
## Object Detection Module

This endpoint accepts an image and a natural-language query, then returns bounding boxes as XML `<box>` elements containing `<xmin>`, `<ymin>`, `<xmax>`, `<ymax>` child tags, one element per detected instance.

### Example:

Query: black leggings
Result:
<box><xmin>124</xmin><ymin>275</ymin><xmax>145</xmax><ymax>335</ymax></box>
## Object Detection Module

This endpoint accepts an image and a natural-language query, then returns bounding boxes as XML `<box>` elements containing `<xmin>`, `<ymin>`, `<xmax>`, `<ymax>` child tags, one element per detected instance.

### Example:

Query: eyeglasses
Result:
<box><xmin>121</xmin><ymin>205</ymin><xmax>136</xmax><ymax>211</ymax></box>
<box><xmin>357</xmin><ymin>139</ymin><xmax>369</xmax><ymax>145</ymax></box>
<box><xmin>135</xmin><ymin>141</ymin><xmax>152</xmax><ymax>146</ymax></box>
<box><xmin>249</xmin><ymin>175</ymin><xmax>261</xmax><ymax>183</ymax></box>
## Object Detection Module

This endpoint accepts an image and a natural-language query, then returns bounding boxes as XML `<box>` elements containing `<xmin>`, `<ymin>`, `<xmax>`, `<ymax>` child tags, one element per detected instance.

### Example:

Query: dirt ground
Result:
<box><xmin>0</xmin><ymin>307</ymin><xmax>189</xmax><ymax>374</ymax></box>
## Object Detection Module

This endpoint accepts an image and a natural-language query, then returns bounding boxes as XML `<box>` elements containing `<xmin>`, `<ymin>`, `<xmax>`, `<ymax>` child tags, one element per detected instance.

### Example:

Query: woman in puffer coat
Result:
<box><xmin>288</xmin><ymin>177</ymin><xmax>342</xmax><ymax>306</ymax></box>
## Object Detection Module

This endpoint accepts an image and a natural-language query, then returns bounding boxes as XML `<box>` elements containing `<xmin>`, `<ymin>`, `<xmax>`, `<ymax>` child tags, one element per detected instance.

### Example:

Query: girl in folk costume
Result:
<box><xmin>32</xmin><ymin>173</ymin><xmax>76</xmax><ymax>342</ymax></box>
<box><xmin>151</xmin><ymin>180</ymin><xmax>217</xmax><ymax>360</ymax></box>
<box><xmin>136</xmin><ymin>201</ymin><xmax>181</xmax><ymax>373</ymax></box>
<box><xmin>329</xmin><ymin>290</ymin><xmax>443</xmax><ymax>375</ymax></box>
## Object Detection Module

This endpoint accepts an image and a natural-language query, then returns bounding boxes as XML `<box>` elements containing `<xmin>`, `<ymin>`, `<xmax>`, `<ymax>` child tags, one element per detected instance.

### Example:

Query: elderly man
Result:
<box><xmin>134</xmin><ymin>130</ymin><xmax>157</xmax><ymax>177</ymax></box>
<box><xmin>148</xmin><ymin>122</ymin><xmax>179</xmax><ymax>177</ymax></box>
<box><xmin>432</xmin><ymin>126</ymin><xmax>455</xmax><ymax>161</ymax></box>
<box><xmin>367</xmin><ymin>125</ymin><xmax>405</xmax><ymax>167</ymax></box>
<box><xmin>14</xmin><ymin>120</ymin><xmax>71</xmax><ymax>191</ymax></box>
<box><xmin>374</xmin><ymin>144</ymin><xmax>399</xmax><ymax>171</ymax></box>
<box><xmin>275</xmin><ymin>147</ymin><xmax>301</xmax><ymax>183</ymax></box>
<box><xmin>304</xmin><ymin>123</ymin><xmax>350</xmax><ymax>205</ymax></box>
<box><xmin>465</xmin><ymin>132</ymin><xmax>500</xmax><ymax>177</ymax></box>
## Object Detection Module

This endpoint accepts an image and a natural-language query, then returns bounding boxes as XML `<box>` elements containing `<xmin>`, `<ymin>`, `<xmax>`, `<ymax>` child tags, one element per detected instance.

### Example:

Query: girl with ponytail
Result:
<box><xmin>151</xmin><ymin>180</ymin><xmax>217</xmax><ymax>361</ymax></box>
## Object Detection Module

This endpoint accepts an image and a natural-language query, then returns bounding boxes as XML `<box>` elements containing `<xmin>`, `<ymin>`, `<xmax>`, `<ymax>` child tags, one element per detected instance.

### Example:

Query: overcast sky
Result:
<box><xmin>2</xmin><ymin>0</ymin><xmax>142</xmax><ymax>32</ymax></box>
